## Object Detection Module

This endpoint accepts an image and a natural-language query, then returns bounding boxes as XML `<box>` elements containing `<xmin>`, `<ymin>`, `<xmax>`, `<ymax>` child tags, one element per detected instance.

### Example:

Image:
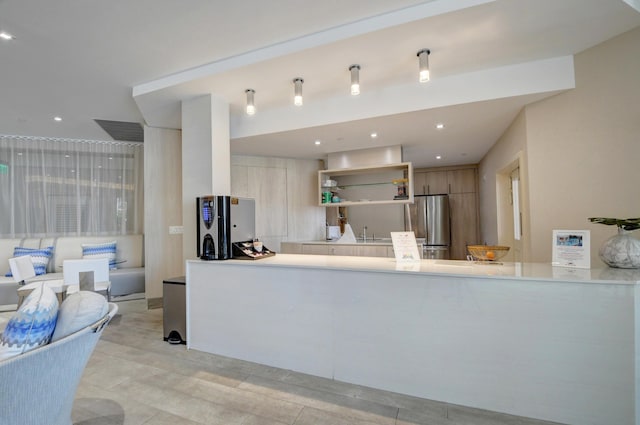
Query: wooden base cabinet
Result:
<box><xmin>281</xmin><ymin>242</ymin><xmax>419</xmax><ymax>259</ymax></box>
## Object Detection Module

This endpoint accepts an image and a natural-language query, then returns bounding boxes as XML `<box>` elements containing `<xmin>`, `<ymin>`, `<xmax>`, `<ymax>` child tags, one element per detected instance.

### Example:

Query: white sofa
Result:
<box><xmin>0</xmin><ymin>235</ymin><xmax>145</xmax><ymax>306</ymax></box>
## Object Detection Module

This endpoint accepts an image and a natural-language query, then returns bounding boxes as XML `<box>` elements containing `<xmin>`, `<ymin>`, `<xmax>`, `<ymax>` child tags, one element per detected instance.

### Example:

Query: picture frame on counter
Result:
<box><xmin>552</xmin><ymin>229</ymin><xmax>590</xmax><ymax>269</ymax></box>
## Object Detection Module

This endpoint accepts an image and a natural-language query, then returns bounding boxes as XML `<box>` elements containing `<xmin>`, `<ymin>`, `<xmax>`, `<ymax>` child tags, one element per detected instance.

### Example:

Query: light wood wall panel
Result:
<box><xmin>247</xmin><ymin>166</ymin><xmax>288</xmax><ymax>240</ymax></box>
<box><xmin>231</xmin><ymin>155</ymin><xmax>325</xmax><ymax>252</ymax></box>
<box><xmin>143</xmin><ymin>126</ymin><xmax>183</xmax><ymax>302</ymax></box>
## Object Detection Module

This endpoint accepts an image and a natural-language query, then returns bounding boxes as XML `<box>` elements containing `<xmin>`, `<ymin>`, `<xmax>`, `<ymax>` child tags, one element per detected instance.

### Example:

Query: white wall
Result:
<box><xmin>480</xmin><ymin>26</ymin><xmax>640</xmax><ymax>265</ymax></box>
<box><xmin>337</xmin><ymin>169</ymin><xmax>406</xmax><ymax>239</ymax></box>
<box><xmin>479</xmin><ymin>111</ymin><xmax>529</xmax><ymax>262</ymax></box>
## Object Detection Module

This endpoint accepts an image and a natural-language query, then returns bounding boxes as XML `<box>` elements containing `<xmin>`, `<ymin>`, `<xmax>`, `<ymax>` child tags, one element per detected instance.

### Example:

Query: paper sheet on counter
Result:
<box><xmin>336</xmin><ymin>224</ymin><xmax>357</xmax><ymax>243</ymax></box>
<box><xmin>390</xmin><ymin>231</ymin><xmax>421</xmax><ymax>262</ymax></box>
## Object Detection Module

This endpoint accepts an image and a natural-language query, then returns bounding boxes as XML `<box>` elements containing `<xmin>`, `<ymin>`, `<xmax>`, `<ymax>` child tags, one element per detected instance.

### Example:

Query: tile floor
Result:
<box><xmin>1</xmin><ymin>299</ymin><xmax>566</xmax><ymax>425</ymax></box>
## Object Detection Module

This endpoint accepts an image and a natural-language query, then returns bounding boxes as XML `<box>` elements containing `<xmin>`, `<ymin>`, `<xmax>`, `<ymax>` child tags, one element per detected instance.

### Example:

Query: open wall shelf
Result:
<box><xmin>318</xmin><ymin>162</ymin><xmax>413</xmax><ymax>207</ymax></box>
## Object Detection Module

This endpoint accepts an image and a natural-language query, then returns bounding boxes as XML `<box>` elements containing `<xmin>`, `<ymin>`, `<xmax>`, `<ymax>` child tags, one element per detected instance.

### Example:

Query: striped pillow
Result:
<box><xmin>4</xmin><ymin>246</ymin><xmax>54</xmax><ymax>277</ymax></box>
<box><xmin>0</xmin><ymin>284</ymin><xmax>59</xmax><ymax>360</ymax></box>
<box><xmin>81</xmin><ymin>241</ymin><xmax>117</xmax><ymax>270</ymax></box>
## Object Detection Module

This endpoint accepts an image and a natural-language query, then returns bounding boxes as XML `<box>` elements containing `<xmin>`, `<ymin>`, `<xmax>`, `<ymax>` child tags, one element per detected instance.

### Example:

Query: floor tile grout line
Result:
<box><xmin>240</xmin><ymin>371</ymin><xmax>402</xmax><ymax>422</ymax></box>
<box><xmin>291</xmin><ymin>405</ymin><xmax>305</xmax><ymax>425</ymax></box>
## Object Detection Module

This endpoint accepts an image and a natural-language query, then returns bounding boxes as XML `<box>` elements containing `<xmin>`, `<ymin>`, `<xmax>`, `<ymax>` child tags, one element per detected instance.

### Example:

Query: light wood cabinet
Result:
<box><xmin>302</xmin><ymin>244</ymin><xmax>330</xmax><ymax>255</ymax></box>
<box><xmin>330</xmin><ymin>245</ymin><xmax>358</xmax><ymax>256</ymax></box>
<box><xmin>447</xmin><ymin>168</ymin><xmax>476</xmax><ymax>194</ymax></box>
<box><xmin>414</xmin><ymin>171</ymin><xmax>448</xmax><ymax>195</ymax></box>
<box><xmin>280</xmin><ymin>242</ymin><xmax>303</xmax><ymax>254</ymax></box>
<box><xmin>357</xmin><ymin>245</ymin><xmax>390</xmax><ymax>257</ymax></box>
<box><xmin>449</xmin><ymin>193</ymin><xmax>479</xmax><ymax>260</ymax></box>
<box><xmin>414</xmin><ymin>168</ymin><xmax>476</xmax><ymax>195</ymax></box>
<box><xmin>287</xmin><ymin>243</ymin><xmax>421</xmax><ymax>258</ymax></box>
<box><xmin>301</xmin><ymin>244</ymin><xmax>361</xmax><ymax>256</ymax></box>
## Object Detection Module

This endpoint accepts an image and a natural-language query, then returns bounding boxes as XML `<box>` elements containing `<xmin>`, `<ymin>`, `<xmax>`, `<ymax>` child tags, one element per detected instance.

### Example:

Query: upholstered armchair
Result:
<box><xmin>0</xmin><ymin>289</ymin><xmax>117</xmax><ymax>425</ymax></box>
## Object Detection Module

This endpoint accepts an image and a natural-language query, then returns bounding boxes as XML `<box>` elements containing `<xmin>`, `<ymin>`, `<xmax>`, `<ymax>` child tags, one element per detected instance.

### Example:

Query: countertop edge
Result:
<box><xmin>186</xmin><ymin>254</ymin><xmax>640</xmax><ymax>285</ymax></box>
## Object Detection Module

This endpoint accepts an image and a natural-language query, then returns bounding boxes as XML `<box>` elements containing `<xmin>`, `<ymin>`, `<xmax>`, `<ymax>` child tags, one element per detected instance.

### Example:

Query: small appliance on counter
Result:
<box><xmin>232</xmin><ymin>240</ymin><xmax>275</xmax><ymax>260</ymax></box>
<box><xmin>326</xmin><ymin>225</ymin><xmax>341</xmax><ymax>240</ymax></box>
<box><xmin>196</xmin><ymin>195</ymin><xmax>255</xmax><ymax>260</ymax></box>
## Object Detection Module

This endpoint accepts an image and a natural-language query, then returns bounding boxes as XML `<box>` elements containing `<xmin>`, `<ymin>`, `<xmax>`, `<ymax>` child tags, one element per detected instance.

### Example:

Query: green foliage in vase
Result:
<box><xmin>588</xmin><ymin>217</ymin><xmax>640</xmax><ymax>231</ymax></box>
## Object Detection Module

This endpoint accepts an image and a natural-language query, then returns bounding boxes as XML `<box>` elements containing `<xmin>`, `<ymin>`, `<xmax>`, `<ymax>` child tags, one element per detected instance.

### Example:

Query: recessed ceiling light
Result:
<box><xmin>370</xmin><ymin>132</ymin><xmax>377</xmax><ymax>138</ymax></box>
<box><xmin>64</xmin><ymin>154</ymin><xmax>70</xmax><ymax>158</ymax></box>
<box><xmin>436</xmin><ymin>123</ymin><xmax>445</xmax><ymax>129</ymax></box>
<box><xmin>436</xmin><ymin>155</ymin><xmax>442</xmax><ymax>160</ymax></box>
<box><xmin>314</xmin><ymin>140</ymin><xmax>321</xmax><ymax>145</ymax></box>
<box><xmin>54</xmin><ymin>116</ymin><xmax>62</xmax><ymax>122</ymax></box>
<box><xmin>0</xmin><ymin>31</ymin><xmax>15</xmax><ymax>41</ymax></box>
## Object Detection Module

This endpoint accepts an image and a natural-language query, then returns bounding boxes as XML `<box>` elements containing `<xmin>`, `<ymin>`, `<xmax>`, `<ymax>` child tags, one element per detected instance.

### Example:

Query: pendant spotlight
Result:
<box><xmin>417</xmin><ymin>49</ymin><xmax>431</xmax><ymax>83</ymax></box>
<box><xmin>349</xmin><ymin>65</ymin><xmax>360</xmax><ymax>96</ymax></box>
<box><xmin>245</xmin><ymin>89</ymin><xmax>256</xmax><ymax>115</ymax></box>
<box><xmin>293</xmin><ymin>78</ymin><xmax>304</xmax><ymax>106</ymax></box>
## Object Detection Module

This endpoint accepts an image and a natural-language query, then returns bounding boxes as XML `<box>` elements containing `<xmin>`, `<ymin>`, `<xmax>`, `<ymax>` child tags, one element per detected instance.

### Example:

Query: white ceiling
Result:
<box><xmin>1</xmin><ymin>0</ymin><xmax>639</xmax><ymax>168</ymax></box>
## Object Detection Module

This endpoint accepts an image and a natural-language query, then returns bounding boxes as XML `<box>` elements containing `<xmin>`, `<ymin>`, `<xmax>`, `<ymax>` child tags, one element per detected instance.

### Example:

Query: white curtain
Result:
<box><xmin>0</xmin><ymin>135</ymin><xmax>144</xmax><ymax>237</ymax></box>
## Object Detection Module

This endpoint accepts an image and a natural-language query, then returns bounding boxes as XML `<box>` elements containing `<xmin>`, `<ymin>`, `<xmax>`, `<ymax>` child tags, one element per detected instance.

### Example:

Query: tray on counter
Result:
<box><xmin>232</xmin><ymin>241</ymin><xmax>276</xmax><ymax>260</ymax></box>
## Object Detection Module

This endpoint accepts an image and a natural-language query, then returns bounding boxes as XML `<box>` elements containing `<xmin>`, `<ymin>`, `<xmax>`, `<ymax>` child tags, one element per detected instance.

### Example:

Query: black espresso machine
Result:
<box><xmin>196</xmin><ymin>196</ymin><xmax>255</xmax><ymax>260</ymax></box>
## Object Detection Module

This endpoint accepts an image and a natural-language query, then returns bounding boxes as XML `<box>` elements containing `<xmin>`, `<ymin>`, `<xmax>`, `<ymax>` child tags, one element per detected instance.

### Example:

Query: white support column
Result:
<box><xmin>181</xmin><ymin>94</ymin><xmax>231</xmax><ymax>262</ymax></box>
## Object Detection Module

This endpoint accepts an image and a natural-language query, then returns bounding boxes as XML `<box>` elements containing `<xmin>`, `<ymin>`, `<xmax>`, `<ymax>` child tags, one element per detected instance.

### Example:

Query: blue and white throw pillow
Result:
<box><xmin>82</xmin><ymin>241</ymin><xmax>117</xmax><ymax>270</ymax></box>
<box><xmin>0</xmin><ymin>284</ymin><xmax>59</xmax><ymax>360</ymax></box>
<box><xmin>4</xmin><ymin>246</ymin><xmax>54</xmax><ymax>277</ymax></box>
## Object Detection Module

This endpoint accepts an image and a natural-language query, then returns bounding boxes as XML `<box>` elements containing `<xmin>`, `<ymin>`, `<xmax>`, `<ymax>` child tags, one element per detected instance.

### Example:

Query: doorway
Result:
<box><xmin>496</xmin><ymin>159</ymin><xmax>524</xmax><ymax>262</ymax></box>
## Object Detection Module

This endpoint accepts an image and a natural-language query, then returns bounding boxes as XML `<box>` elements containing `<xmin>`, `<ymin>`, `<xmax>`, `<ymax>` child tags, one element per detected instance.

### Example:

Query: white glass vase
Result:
<box><xmin>599</xmin><ymin>228</ymin><xmax>640</xmax><ymax>269</ymax></box>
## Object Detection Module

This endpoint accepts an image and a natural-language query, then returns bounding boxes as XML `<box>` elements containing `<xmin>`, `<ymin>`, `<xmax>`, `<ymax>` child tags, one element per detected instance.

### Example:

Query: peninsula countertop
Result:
<box><xmin>283</xmin><ymin>238</ymin><xmax>425</xmax><ymax>246</ymax></box>
<box><xmin>188</xmin><ymin>253</ymin><xmax>640</xmax><ymax>285</ymax></box>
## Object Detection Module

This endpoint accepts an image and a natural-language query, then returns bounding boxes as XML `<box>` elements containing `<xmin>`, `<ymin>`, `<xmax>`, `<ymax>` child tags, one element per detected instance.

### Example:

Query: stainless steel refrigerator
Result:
<box><xmin>406</xmin><ymin>194</ymin><xmax>451</xmax><ymax>259</ymax></box>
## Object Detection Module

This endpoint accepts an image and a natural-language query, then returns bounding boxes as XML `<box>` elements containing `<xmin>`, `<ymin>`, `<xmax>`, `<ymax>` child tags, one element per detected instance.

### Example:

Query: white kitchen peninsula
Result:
<box><xmin>186</xmin><ymin>255</ymin><xmax>640</xmax><ymax>425</ymax></box>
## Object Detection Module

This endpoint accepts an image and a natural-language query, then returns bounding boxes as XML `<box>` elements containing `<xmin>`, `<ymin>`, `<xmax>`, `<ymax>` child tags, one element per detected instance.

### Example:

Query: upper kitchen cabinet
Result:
<box><xmin>447</xmin><ymin>168</ymin><xmax>476</xmax><ymax>193</ymax></box>
<box><xmin>414</xmin><ymin>166</ymin><xmax>477</xmax><ymax>195</ymax></box>
<box><xmin>318</xmin><ymin>162</ymin><xmax>413</xmax><ymax>207</ymax></box>
<box><xmin>414</xmin><ymin>171</ymin><xmax>447</xmax><ymax>195</ymax></box>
